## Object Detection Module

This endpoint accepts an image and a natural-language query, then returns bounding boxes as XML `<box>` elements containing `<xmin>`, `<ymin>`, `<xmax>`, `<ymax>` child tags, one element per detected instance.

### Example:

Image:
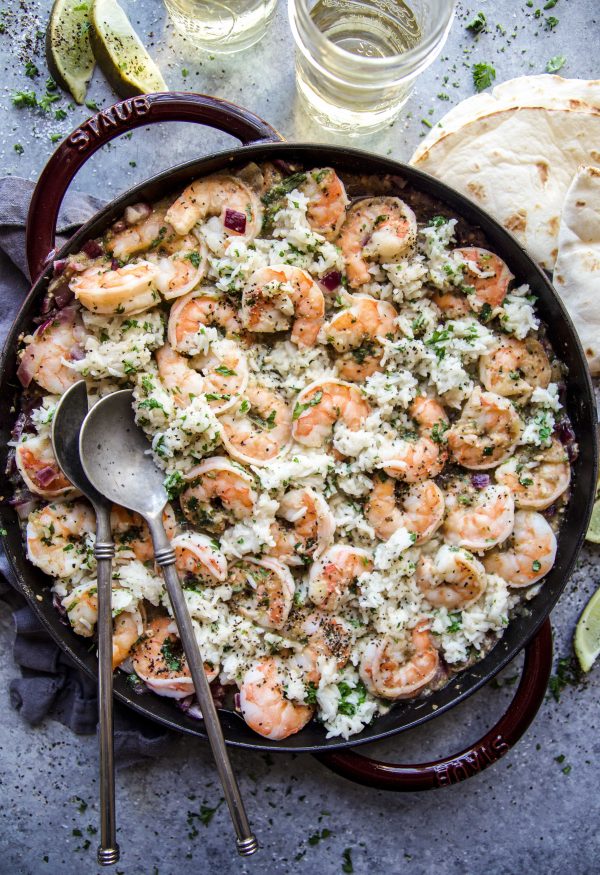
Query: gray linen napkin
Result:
<box><xmin>0</xmin><ymin>176</ymin><xmax>172</xmax><ymax>767</ymax></box>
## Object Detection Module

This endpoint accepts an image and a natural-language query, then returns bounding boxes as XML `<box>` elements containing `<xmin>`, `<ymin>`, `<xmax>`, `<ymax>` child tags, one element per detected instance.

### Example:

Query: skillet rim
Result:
<box><xmin>1</xmin><ymin>141</ymin><xmax>596</xmax><ymax>753</ymax></box>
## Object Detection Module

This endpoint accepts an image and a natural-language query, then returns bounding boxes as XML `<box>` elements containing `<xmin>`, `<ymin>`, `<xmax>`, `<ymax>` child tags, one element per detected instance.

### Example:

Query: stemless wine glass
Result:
<box><xmin>289</xmin><ymin>0</ymin><xmax>456</xmax><ymax>134</ymax></box>
<box><xmin>164</xmin><ymin>0</ymin><xmax>278</xmax><ymax>54</ymax></box>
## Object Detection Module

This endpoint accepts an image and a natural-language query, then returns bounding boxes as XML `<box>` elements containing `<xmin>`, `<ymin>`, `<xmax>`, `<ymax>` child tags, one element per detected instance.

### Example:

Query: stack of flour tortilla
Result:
<box><xmin>410</xmin><ymin>76</ymin><xmax>600</xmax><ymax>375</ymax></box>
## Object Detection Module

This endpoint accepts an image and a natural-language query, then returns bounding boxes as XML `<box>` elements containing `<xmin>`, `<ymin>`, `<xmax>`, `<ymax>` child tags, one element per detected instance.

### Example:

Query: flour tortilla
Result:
<box><xmin>412</xmin><ymin>106</ymin><xmax>600</xmax><ymax>270</ymax></box>
<box><xmin>412</xmin><ymin>76</ymin><xmax>600</xmax><ymax>164</ymax></box>
<box><xmin>553</xmin><ymin>166</ymin><xmax>600</xmax><ymax>375</ymax></box>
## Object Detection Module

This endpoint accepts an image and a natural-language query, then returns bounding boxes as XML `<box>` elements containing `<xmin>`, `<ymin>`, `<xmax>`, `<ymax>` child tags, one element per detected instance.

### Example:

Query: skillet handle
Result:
<box><xmin>314</xmin><ymin>619</ymin><xmax>552</xmax><ymax>791</ymax></box>
<box><xmin>25</xmin><ymin>91</ymin><xmax>283</xmax><ymax>282</ymax></box>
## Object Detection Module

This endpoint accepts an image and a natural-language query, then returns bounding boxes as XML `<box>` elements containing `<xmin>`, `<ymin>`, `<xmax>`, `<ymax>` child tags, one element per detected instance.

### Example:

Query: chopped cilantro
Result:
<box><xmin>164</xmin><ymin>471</ymin><xmax>184</xmax><ymax>499</ymax></box>
<box><xmin>293</xmin><ymin>390</ymin><xmax>323</xmax><ymax>421</ymax></box>
<box><xmin>546</xmin><ymin>54</ymin><xmax>566</xmax><ymax>72</ymax></box>
<box><xmin>160</xmin><ymin>637</ymin><xmax>183</xmax><ymax>672</ymax></box>
<box><xmin>342</xmin><ymin>848</ymin><xmax>354</xmax><ymax>873</ymax></box>
<box><xmin>305</xmin><ymin>681</ymin><xmax>318</xmax><ymax>705</ymax></box>
<box><xmin>447</xmin><ymin>612</ymin><xmax>462</xmax><ymax>633</ymax></box>
<box><xmin>214</xmin><ymin>364</ymin><xmax>236</xmax><ymax>376</ymax></box>
<box><xmin>308</xmin><ymin>828</ymin><xmax>332</xmax><ymax>845</ymax></box>
<box><xmin>545</xmin><ymin>15</ymin><xmax>559</xmax><ymax>28</ymax></box>
<box><xmin>85</xmin><ymin>100</ymin><xmax>100</xmax><ymax>111</ymax></box>
<box><xmin>14</xmin><ymin>143</ymin><xmax>24</xmax><ymax>155</ymax></box>
<box><xmin>185</xmin><ymin>250</ymin><xmax>202</xmax><ymax>268</ymax></box>
<box><xmin>472</xmin><ymin>62</ymin><xmax>496</xmax><ymax>92</ymax></box>
<box><xmin>24</xmin><ymin>59</ymin><xmax>39</xmax><ymax>78</ymax></box>
<box><xmin>466</xmin><ymin>11</ymin><xmax>486</xmax><ymax>32</ymax></box>
<box><xmin>12</xmin><ymin>90</ymin><xmax>37</xmax><ymax>108</ymax></box>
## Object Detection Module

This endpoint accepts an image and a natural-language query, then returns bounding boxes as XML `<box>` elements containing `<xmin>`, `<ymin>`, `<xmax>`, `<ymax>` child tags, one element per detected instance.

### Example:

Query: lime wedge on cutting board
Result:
<box><xmin>46</xmin><ymin>0</ymin><xmax>96</xmax><ymax>104</ymax></box>
<box><xmin>90</xmin><ymin>0</ymin><xmax>167</xmax><ymax>99</ymax></box>
<box><xmin>574</xmin><ymin>587</ymin><xmax>600</xmax><ymax>672</ymax></box>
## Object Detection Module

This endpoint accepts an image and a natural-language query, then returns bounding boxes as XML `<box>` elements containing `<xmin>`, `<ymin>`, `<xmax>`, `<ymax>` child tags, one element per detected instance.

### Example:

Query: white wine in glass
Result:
<box><xmin>164</xmin><ymin>0</ymin><xmax>278</xmax><ymax>53</ymax></box>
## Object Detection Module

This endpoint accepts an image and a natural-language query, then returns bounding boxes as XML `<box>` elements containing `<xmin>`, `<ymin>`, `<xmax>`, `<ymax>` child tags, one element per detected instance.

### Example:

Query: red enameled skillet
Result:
<box><xmin>1</xmin><ymin>93</ymin><xmax>596</xmax><ymax>791</ymax></box>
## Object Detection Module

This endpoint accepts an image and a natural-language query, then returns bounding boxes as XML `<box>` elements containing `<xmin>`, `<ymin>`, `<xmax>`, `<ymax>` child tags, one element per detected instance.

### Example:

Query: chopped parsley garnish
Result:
<box><xmin>545</xmin><ymin>15</ymin><xmax>559</xmax><ymax>28</ymax></box>
<box><xmin>532</xmin><ymin>560</ymin><xmax>541</xmax><ymax>572</ymax></box>
<box><xmin>337</xmin><ymin>681</ymin><xmax>367</xmax><ymax>717</ymax></box>
<box><xmin>548</xmin><ymin>656</ymin><xmax>583</xmax><ymax>702</ymax></box>
<box><xmin>466</xmin><ymin>11</ymin><xmax>486</xmax><ymax>32</ymax></box>
<box><xmin>160</xmin><ymin>638</ymin><xmax>183</xmax><ymax>672</ymax></box>
<box><xmin>305</xmin><ymin>681</ymin><xmax>318</xmax><ymax>705</ymax></box>
<box><xmin>447</xmin><ymin>612</ymin><xmax>462</xmax><ymax>633</ymax></box>
<box><xmin>479</xmin><ymin>302</ymin><xmax>493</xmax><ymax>322</ymax></box>
<box><xmin>214</xmin><ymin>364</ymin><xmax>236</xmax><ymax>377</ymax></box>
<box><xmin>185</xmin><ymin>250</ymin><xmax>202</xmax><ymax>268</ymax></box>
<box><xmin>164</xmin><ymin>471</ymin><xmax>184</xmax><ymax>499</ymax></box>
<box><xmin>472</xmin><ymin>62</ymin><xmax>496</xmax><ymax>92</ymax></box>
<box><xmin>308</xmin><ymin>828</ymin><xmax>332</xmax><ymax>845</ymax></box>
<box><xmin>428</xmin><ymin>215</ymin><xmax>448</xmax><ymax>227</ymax></box>
<box><xmin>14</xmin><ymin>143</ymin><xmax>24</xmax><ymax>155</ymax></box>
<box><xmin>293</xmin><ymin>390</ymin><xmax>323</xmax><ymax>421</ymax></box>
<box><xmin>24</xmin><ymin>60</ymin><xmax>39</xmax><ymax>78</ymax></box>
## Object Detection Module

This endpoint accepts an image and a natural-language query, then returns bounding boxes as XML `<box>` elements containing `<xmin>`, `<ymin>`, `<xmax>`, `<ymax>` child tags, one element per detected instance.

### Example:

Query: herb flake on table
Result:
<box><xmin>546</xmin><ymin>54</ymin><xmax>566</xmax><ymax>72</ymax></box>
<box><xmin>342</xmin><ymin>848</ymin><xmax>354</xmax><ymax>873</ymax></box>
<box><xmin>472</xmin><ymin>62</ymin><xmax>496</xmax><ymax>92</ymax></box>
<box><xmin>466</xmin><ymin>11</ymin><xmax>486</xmax><ymax>32</ymax></box>
<box><xmin>545</xmin><ymin>15</ymin><xmax>559</xmax><ymax>28</ymax></box>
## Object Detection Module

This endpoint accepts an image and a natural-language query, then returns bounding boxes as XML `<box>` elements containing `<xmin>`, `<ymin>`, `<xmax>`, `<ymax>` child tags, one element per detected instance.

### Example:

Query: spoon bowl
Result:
<box><xmin>79</xmin><ymin>389</ymin><xmax>167</xmax><ymax>519</ymax></box>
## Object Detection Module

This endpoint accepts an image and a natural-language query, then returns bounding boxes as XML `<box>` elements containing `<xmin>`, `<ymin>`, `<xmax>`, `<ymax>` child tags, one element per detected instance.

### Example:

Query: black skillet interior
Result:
<box><xmin>0</xmin><ymin>144</ymin><xmax>597</xmax><ymax>752</ymax></box>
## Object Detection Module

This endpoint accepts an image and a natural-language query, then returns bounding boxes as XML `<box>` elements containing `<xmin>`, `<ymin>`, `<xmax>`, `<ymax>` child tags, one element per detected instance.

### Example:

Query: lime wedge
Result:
<box><xmin>574</xmin><ymin>587</ymin><xmax>600</xmax><ymax>672</ymax></box>
<box><xmin>90</xmin><ymin>0</ymin><xmax>167</xmax><ymax>99</ymax></box>
<box><xmin>586</xmin><ymin>498</ymin><xmax>600</xmax><ymax>544</ymax></box>
<box><xmin>46</xmin><ymin>0</ymin><xmax>96</xmax><ymax>104</ymax></box>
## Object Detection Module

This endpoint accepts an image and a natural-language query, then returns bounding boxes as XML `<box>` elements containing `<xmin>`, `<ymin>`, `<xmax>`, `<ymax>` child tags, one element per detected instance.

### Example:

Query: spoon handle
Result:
<box><xmin>147</xmin><ymin>518</ymin><xmax>258</xmax><ymax>858</ymax></box>
<box><xmin>95</xmin><ymin>507</ymin><xmax>120</xmax><ymax>867</ymax></box>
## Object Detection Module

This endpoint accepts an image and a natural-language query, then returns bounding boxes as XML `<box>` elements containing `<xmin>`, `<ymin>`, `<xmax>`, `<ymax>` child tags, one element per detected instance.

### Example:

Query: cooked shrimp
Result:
<box><xmin>155</xmin><ymin>342</ymin><xmax>205</xmax><ymax>407</ymax></box>
<box><xmin>27</xmin><ymin>501</ymin><xmax>95</xmax><ymax>578</ymax></box>
<box><xmin>110</xmin><ymin>505</ymin><xmax>154</xmax><ymax>563</ymax></box>
<box><xmin>219</xmin><ymin>381</ymin><xmax>292</xmax><ymax>466</ymax></box>
<box><xmin>483</xmin><ymin>510</ymin><xmax>557</xmax><ymax>587</ymax></box>
<box><xmin>325</xmin><ymin>295</ymin><xmax>398</xmax><ymax>381</ymax></box>
<box><xmin>62</xmin><ymin>584</ymin><xmax>144</xmax><ymax>667</ymax></box>
<box><xmin>382</xmin><ymin>396</ymin><xmax>449</xmax><ymax>482</ymax></box>
<box><xmin>168</xmin><ymin>290</ymin><xmax>242</xmax><ymax>351</ymax></box>
<box><xmin>17</xmin><ymin>306</ymin><xmax>86</xmax><ymax>394</ymax></box>
<box><xmin>230</xmin><ymin>557</ymin><xmax>295</xmax><ymax>629</ymax></box>
<box><xmin>239</xmin><ymin>658</ymin><xmax>314</xmax><ymax>740</ymax></box>
<box><xmin>339</xmin><ymin>197</ymin><xmax>417</xmax><ymax>288</ymax></box>
<box><xmin>365</xmin><ymin>476</ymin><xmax>444</xmax><ymax>543</ymax></box>
<box><xmin>131</xmin><ymin>614</ymin><xmax>218</xmax><ymax>699</ymax></box>
<box><xmin>447</xmin><ymin>387</ymin><xmax>522</xmax><ymax>469</ymax></box>
<box><xmin>444</xmin><ymin>483</ymin><xmax>515</xmax><ymax>552</ymax></box>
<box><xmin>454</xmin><ymin>247</ymin><xmax>514</xmax><ymax>312</ymax></box>
<box><xmin>179</xmin><ymin>456</ymin><xmax>257</xmax><ymax>531</ymax></box>
<box><xmin>164</xmin><ymin>174</ymin><xmax>262</xmax><ymax>238</ymax></box>
<box><xmin>291</xmin><ymin>379</ymin><xmax>370</xmax><ymax>448</ymax></box>
<box><xmin>301</xmin><ymin>168</ymin><xmax>349</xmax><ymax>241</ymax></box>
<box><xmin>308</xmin><ymin>544</ymin><xmax>372</xmax><ymax>612</ymax></box>
<box><xmin>15</xmin><ymin>434</ymin><xmax>76</xmax><ymax>499</ymax></box>
<box><xmin>105</xmin><ymin>201</ymin><xmax>169</xmax><ymax>259</ymax></box>
<box><xmin>416</xmin><ymin>545</ymin><xmax>487</xmax><ymax>609</ymax></box>
<box><xmin>190</xmin><ymin>339</ymin><xmax>249</xmax><ymax>413</ymax></box>
<box><xmin>150</xmin><ymin>243</ymin><xmax>207</xmax><ymax>300</ymax></box>
<box><xmin>242</xmin><ymin>265</ymin><xmax>325</xmax><ymax>347</ymax></box>
<box><xmin>495</xmin><ymin>439</ymin><xmax>571</xmax><ymax>510</ymax></box>
<box><xmin>170</xmin><ymin>531</ymin><xmax>228</xmax><ymax>583</ymax></box>
<box><xmin>112</xmin><ymin>607</ymin><xmax>145</xmax><ymax>668</ymax></box>
<box><xmin>359</xmin><ymin>620</ymin><xmax>440</xmax><ymax>700</ymax></box>
<box><xmin>293</xmin><ymin>610</ymin><xmax>353</xmax><ymax>673</ymax></box>
<box><xmin>70</xmin><ymin>261</ymin><xmax>161</xmax><ymax>315</ymax></box>
<box><xmin>431</xmin><ymin>290</ymin><xmax>472</xmax><ymax>319</ymax></box>
<box><xmin>479</xmin><ymin>337</ymin><xmax>551</xmax><ymax>399</ymax></box>
<box><xmin>269</xmin><ymin>487</ymin><xmax>336</xmax><ymax>567</ymax></box>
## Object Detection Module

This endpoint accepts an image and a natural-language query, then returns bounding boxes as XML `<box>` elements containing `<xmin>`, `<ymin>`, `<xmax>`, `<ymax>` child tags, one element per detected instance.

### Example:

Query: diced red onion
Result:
<box><xmin>542</xmin><ymin>504</ymin><xmax>557</xmax><ymax>520</ymax></box>
<box><xmin>53</xmin><ymin>259</ymin><xmax>67</xmax><ymax>276</ymax></box>
<box><xmin>111</xmin><ymin>258</ymin><xmax>120</xmax><ymax>271</ymax></box>
<box><xmin>111</xmin><ymin>220</ymin><xmax>126</xmax><ymax>233</ymax></box>
<box><xmin>555</xmin><ymin>419</ymin><xmax>576</xmax><ymax>446</ymax></box>
<box><xmin>53</xmin><ymin>285</ymin><xmax>75</xmax><ymax>310</ymax></box>
<box><xmin>16</xmin><ymin>355</ymin><xmax>34</xmax><ymax>388</ymax></box>
<box><xmin>176</xmin><ymin>695</ymin><xmax>203</xmax><ymax>720</ymax></box>
<box><xmin>52</xmin><ymin>592</ymin><xmax>69</xmax><ymax>623</ymax></box>
<box><xmin>234</xmin><ymin>692</ymin><xmax>241</xmax><ymax>712</ymax></box>
<box><xmin>69</xmin><ymin>345</ymin><xmax>85</xmax><ymax>362</ymax></box>
<box><xmin>124</xmin><ymin>202</ymin><xmax>151</xmax><ymax>226</ymax></box>
<box><xmin>224</xmin><ymin>208</ymin><xmax>247</xmax><ymax>234</ymax></box>
<box><xmin>471</xmin><ymin>473</ymin><xmax>490</xmax><ymax>490</ymax></box>
<box><xmin>320</xmin><ymin>271</ymin><xmax>342</xmax><ymax>291</ymax></box>
<box><xmin>82</xmin><ymin>239</ymin><xmax>103</xmax><ymax>258</ymax></box>
<box><xmin>33</xmin><ymin>466</ymin><xmax>59</xmax><ymax>488</ymax></box>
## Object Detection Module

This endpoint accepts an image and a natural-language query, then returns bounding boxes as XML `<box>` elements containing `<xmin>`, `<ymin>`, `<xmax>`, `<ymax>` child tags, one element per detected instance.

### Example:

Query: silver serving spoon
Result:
<box><xmin>51</xmin><ymin>381</ymin><xmax>120</xmax><ymax>867</ymax></box>
<box><xmin>79</xmin><ymin>389</ymin><xmax>258</xmax><ymax>858</ymax></box>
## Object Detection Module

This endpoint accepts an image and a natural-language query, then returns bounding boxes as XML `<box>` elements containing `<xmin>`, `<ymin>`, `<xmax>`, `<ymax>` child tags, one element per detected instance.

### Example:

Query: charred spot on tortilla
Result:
<box><xmin>505</xmin><ymin>211</ymin><xmax>528</xmax><ymax>233</ymax></box>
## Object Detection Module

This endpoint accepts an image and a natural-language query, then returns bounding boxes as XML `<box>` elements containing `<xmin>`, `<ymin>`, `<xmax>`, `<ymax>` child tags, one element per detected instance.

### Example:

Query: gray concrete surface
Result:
<box><xmin>1</xmin><ymin>1</ymin><xmax>599</xmax><ymax>873</ymax></box>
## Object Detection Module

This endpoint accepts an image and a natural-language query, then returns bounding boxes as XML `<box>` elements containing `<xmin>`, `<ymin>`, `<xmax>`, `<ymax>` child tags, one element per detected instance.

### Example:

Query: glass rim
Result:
<box><xmin>288</xmin><ymin>0</ymin><xmax>456</xmax><ymax>71</ymax></box>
